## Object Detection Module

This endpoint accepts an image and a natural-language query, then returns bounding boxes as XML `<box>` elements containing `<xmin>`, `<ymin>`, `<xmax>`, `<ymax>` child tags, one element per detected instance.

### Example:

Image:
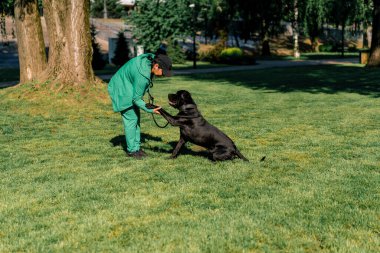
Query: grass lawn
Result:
<box><xmin>0</xmin><ymin>65</ymin><xmax>379</xmax><ymax>252</ymax></box>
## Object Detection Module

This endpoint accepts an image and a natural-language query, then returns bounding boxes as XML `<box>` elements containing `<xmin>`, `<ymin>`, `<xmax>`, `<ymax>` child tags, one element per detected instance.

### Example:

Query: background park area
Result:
<box><xmin>1</xmin><ymin>0</ymin><xmax>380</xmax><ymax>252</ymax></box>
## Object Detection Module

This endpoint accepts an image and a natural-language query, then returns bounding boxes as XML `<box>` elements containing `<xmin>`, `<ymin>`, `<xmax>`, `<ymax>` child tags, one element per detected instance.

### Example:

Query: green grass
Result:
<box><xmin>0</xmin><ymin>65</ymin><xmax>379</xmax><ymax>252</ymax></box>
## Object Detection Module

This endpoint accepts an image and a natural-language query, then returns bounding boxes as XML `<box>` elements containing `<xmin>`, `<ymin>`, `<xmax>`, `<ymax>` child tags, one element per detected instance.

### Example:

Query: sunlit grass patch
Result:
<box><xmin>0</xmin><ymin>65</ymin><xmax>379</xmax><ymax>252</ymax></box>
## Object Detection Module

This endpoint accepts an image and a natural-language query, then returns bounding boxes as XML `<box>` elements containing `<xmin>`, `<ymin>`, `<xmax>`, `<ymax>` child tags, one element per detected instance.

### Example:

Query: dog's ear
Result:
<box><xmin>180</xmin><ymin>91</ymin><xmax>191</xmax><ymax>100</ymax></box>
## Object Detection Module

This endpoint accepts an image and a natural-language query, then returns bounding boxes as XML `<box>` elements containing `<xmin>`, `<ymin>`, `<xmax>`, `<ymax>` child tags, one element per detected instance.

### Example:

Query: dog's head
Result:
<box><xmin>168</xmin><ymin>90</ymin><xmax>195</xmax><ymax>109</ymax></box>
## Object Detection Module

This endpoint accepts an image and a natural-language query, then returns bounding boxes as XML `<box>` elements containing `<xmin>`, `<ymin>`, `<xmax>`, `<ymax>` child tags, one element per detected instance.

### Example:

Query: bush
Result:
<box><xmin>112</xmin><ymin>31</ymin><xmax>130</xmax><ymax>68</ymax></box>
<box><xmin>90</xmin><ymin>24</ymin><xmax>106</xmax><ymax>70</ymax></box>
<box><xmin>198</xmin><ymin>44</ymin><xmax>214</xmax><ymax>61</ymax></box>
<box><xmin>219</xmin><ymin>47</ymin><xmax>255</xmax><ymax>65</ymax></box>
<box><xmin>220</xmin><ymin>48</ymin><xmax>243</xmax><ymax>60</ymax></box>
<box><xmin>319</xmin><ymin>44</ymin><xmax>334</xmax><ymax>52</ymax></box>
<box><xmin>196</xmin><ymin>30</ymin><xmax>228</xmax><ymax>62</ymax></box>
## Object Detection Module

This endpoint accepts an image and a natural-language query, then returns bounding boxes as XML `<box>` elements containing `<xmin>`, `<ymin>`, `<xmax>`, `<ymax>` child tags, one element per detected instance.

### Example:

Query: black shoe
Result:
<box><xmin>138</xmin><ymin>149</ymin><xmax>148</xmax><ymax>157</ymax></box>
<box><xmin>127</xmin><ymin>151</ymin><xmax>143</xmax><ymax>159</ymax></box>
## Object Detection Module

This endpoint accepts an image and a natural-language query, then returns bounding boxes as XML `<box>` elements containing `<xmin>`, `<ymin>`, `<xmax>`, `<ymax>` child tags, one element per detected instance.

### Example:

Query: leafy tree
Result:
<box><xmin>1</xmin><ymin>0</ymin><xmax>14</xmax><ymax>42</ymax></box>
<box><xmin>90</xmin><ymin>0</ymin><xmax>126</xmax><ymax>19</ymax></box>
<box><xmin>91</xmin><ymin>24</ymin><xmax>106</xmax><ymax>70</ymax></box>
<box><xmin>303</xmin><ymin>0</ymin><xmax>328</xmax><ymax>51</ymax></box>
<box><xmin>353</xmin><ymin>0</ymin><xmax>374</xmax><ymax>48</ymax></box>
<box><xmin>234</xmin><ymin>0</ymin><xmax>285</xmax><ymax>56</ymax></box>
<box><xmin>129</xmin><ymin>0</ymin><xmax>192</xmax><ymax>52</ymax></box>
<box><xmin>325</xmin><ymin>0</ymin><xmax>364</xmax><ymax>56</ymax></box>
<box><xmin>112</xmin><ymin>30</ymin><xmax>130</xmax><ymax>67</ymax></box>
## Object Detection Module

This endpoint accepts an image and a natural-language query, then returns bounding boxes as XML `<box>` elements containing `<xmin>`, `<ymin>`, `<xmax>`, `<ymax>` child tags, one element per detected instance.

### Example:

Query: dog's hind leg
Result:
<box><xmin>212</xmin><ymin>148</ymin><xmax>234</xmax><ymax>161</ymax></box>
<box><xmin>170</xmin><ymin>137</ymin><xmax>186</xmax><ymax>158</ymax></box>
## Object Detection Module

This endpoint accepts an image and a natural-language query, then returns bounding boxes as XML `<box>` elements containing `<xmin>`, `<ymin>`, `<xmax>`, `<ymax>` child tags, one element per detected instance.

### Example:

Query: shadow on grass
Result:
<box><xmin>110</xmin><ymin>133</ymin><xmax>163</xmax><ymax>153</ymax></box>
<box><xmin>150</xmin><ymin>141</ymin><xmax>210</xmax><ymax>160</ymax></box>
<box><xmin>182</xmin><ymin>65</ymin><xmax>380</xmax><ymax>98</ymax></box>
<box><xmin>109</xmin><ymin>134</ymin><xmax>210</xmax><ymax>159</ymax></box>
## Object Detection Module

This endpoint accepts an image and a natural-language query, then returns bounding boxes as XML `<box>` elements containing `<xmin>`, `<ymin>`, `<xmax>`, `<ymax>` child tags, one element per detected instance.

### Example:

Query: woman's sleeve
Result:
<box><xmin>132</xmin><ymin>78</ymin><xmax>154</xmax><ymax>113</ymax></box>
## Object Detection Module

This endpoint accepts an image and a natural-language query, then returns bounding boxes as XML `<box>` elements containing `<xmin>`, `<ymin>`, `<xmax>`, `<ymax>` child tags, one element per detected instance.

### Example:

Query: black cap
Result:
<box><xmin>155</xmin><ymin>54</ymin><xmax>172</xmax><ymax>77</ymax></box>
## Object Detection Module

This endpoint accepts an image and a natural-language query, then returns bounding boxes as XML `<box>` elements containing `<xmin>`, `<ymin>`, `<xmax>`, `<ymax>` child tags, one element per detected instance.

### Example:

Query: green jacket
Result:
<box><xmin>107</xmin><ymin>53</ymin><xmax>155</xmax><ymax>113</ymax></box>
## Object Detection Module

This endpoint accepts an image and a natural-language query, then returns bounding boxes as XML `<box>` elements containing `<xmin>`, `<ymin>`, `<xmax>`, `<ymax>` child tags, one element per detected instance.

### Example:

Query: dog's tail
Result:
<box><xmin>235</xmin><ymin>148</ymin><xmax>249</xmax><ymax>162</ymax></box>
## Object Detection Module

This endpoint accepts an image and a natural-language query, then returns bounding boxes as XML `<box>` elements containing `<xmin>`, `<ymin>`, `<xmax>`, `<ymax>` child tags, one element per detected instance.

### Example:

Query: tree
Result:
<box><xmin>1</xmin><ymin>0</ymin><xmax>14</xmax><ymax>42</ymax></box>
<box><xmin>129</xmin><ymin>0</ymin><xmax>192</xmax><ymax>52</ymax></box>
<box><xmin>112</xmin><ymin>30</ymin><xmax>130</xmax><ymax>67</ymax></box>
<box><xmin>11</xmin><ymin>0</ymin><xmax>96</xmax><ymax>85</ymax></box>
<box><xmin>303</xmin><ymin>0</ymin><xmax>328</xmax><ymax>52</ymax></box>
<box><xmin>40</xmin><ymin>0</ymin><xmax>95</xmax><ymax>85</ymax></box>
<box><xmin>326</xmin><ymin>0</ymin><xmax>366</xmax><ymax>57</ymax></box>
<box><xmin>14</xmin><ymin>0</ymin><xmax>47</xmax><ymax>83</ymax></box>
<box><xmin>90</xmin><ymin>0</ymin><xmax>125</xmax><ymax>19</ymax></box>
<box><xmin>91</xmin><ymin>24</ymin><xmax>106</xmax><ymax>70</ymax></box>
<box><xmin>368</xmin><ymin>0</ymin><xmax>380</xmax><ymax>66</ymax></box>
<box><xmin>166</xmin><ymin>39</ymin><xmax>186</xmax><ymax>64</ymax></box>
<box><xmin>292</xmin><ymin>0</ymin><xmax>301</xmax><ymax>58</ymax></box>
<box><xmin>283</xmin><ymin>0</ymin><xmax>308</xmax><ymax>58</ymax></box>
<box><xmin>236</xmin><ymin>0</ymin><xmax>285</xmax><ymax>56</ymax></box>
<box><xmin>355</xmin><ymin>0</ymin><xmax>373</xmax><ymax>48</ymax></box>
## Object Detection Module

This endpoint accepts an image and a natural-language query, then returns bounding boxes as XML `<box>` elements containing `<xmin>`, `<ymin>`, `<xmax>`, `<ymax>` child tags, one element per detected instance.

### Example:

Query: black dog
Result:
<box><xmin>151</xmin><ymin>90</ymin><xmax>248</xmax><ymax>161</ymax></box>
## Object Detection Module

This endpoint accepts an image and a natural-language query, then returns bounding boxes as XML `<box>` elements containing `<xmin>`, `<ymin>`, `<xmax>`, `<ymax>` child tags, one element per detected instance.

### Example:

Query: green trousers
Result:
<box><xmin>121</xmin><ymin>106</ymin><xmax>141</xmax><ymax>153</ymax></box>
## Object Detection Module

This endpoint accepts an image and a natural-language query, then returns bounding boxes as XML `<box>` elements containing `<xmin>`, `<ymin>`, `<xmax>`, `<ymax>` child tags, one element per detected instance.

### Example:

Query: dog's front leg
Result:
<box><xmin>170</xmin><ymin>137</ymin><xmax>186</xmax><ymax>159</ymax></box>
<box><xmin>159</xmin><ymin>109</ymin><xmax>182</xmax><ymax>127</ymax></box>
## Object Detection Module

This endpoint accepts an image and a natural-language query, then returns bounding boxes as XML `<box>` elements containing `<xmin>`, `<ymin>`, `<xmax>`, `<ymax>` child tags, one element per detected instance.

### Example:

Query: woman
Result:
<box><xmin>108</xmin><ymin>53</ymin><xmax>172</xmax><ymax>159</ymax></box>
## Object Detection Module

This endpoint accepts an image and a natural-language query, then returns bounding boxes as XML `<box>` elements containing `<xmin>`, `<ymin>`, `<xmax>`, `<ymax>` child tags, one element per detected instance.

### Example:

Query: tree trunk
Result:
<box><xmin>292</xmin><ymin>0</ymin><xmax>300</xmax><ymax>58</ymax></box>
<box><xmin>103</xmin><ymin>0</ymin><xmax>108</xmax><ymax>19</ymax></box>
<box><xmin>341</xmin><ymin>23</ymin><xmax>345</xmax><ymax>57</ymax></box>
<box><xmin>14</xmin><ymin>0</ymin><xmax>47</xmax><ymax>83</ymax></box>
<box><xmin>362</xmin><ymin>24</ymin><xmax>369</xmax><ymax>48</ymax></box>
<box><xmin>261</xmin><ymin>24</ymin><xmax>270</xmax><ymax>56</ymax></box>
<box><xmin>41</xmin><ymin>0</ymin><xmax>95</xmax><ymax>85</ymax></box>
<box><xmin>368</xmin><ymin>0</ymin><xmax>380</xmax><ymax>67</ymax></box>
<box><xmin>261</xmin><ymin>39</ymin><xmax>271</xmax><ymax>56</ymax></box>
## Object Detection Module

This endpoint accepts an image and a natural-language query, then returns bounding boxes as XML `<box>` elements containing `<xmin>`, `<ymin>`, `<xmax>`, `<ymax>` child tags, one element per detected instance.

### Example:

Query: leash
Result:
<box><xmin>147</xmin><ymin>88</ymin><xmax>169</xmax><ymax>129</ymax></box>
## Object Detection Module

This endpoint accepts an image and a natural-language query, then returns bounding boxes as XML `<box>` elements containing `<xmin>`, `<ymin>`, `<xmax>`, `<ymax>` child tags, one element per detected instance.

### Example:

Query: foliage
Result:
<box><xmin>318</xmin><ymin>43</ymin><xmax>334</xmax><ymax>52</ymax></box>
<box><xmin>90</xmin><ymin>24</ymin><xmax>106</xmax><ymax>70</ymax></box>
<box><xmin>1</xmin><ymin>65</ymin><xmax>379</xmax><ymax>251</ymax></box>
<box><xmin>0</xmin><ymin>0</ymin><xmax>13</xmax><ymax>15</ymax></box>
<box><xmin>129</xmin><ymin>0</ymin><xmax>192</xmax><ymax>52</ymax></box>
<box><xmin>90</xmin><ymin>0</ymin><xmax>126</xmax><ymax>18</ymax></box>
<box><xmin>220</xmin><ymin>47</ymin><xmax>242</xmax><ymax>59</ymax></box>
<box><xmin>208</xmin><ymin>30</ymin><xmax>228</xmax><ymax>62</ymax></box>
<box><xmin>238</xmin><ymin>0</ymin><xmax>285</xmax><ymax>40</ymax></box>
<box><xmin>166</xmin><ymin>39</ymin><xmax>186</xmax><ymax>64</ymax></box>
<box><xmin>0</xmin><ymin>0</ymin><xmax>14</xmax><ymax>40</ymax></box>
<box><xmin>112</xmin><ymin>30</ymin><xmax>130</xmax><ymax>67</ymax></box>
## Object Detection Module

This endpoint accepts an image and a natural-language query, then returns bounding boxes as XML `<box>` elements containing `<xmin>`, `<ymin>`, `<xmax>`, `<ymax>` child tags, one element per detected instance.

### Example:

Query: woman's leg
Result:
<box><xmin>121</xmin><ymin>107</ymin><xmax>139</xmax><ymax>153</ymax></box>
<box><xmin>134</xmin><ymin>105</ymin><xmax>141</xmax><ymax>151</ymax></box>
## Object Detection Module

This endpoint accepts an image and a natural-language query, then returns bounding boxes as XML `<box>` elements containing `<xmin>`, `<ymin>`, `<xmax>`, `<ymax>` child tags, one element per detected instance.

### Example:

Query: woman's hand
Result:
<box><xmin>153</xmin><ymin>106</ymin><xmax>161</xmax><ymax>115</ymax></box>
